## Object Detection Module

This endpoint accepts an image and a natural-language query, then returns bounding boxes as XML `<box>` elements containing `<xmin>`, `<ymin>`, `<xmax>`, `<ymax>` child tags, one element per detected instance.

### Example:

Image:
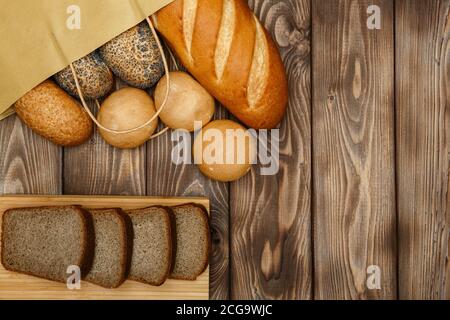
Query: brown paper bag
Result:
<box><xmin>0</xmin><ymin>0</ymin><xmax>174</xmax><ymax>121</ymax></box>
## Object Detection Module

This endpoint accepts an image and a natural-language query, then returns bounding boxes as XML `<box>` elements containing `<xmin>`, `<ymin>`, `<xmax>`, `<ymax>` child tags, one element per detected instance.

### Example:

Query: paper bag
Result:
<box><xmin>0</xmin><ymin>0</ymin><xmax>174</xmax><ymax>121</ymax></box>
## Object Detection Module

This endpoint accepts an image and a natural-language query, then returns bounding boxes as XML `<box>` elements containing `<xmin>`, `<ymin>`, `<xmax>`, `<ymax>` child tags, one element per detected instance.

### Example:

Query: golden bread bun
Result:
<box><xmin>98</xmin><ymin>88</ymin><xmax>158</xmax><ymax>149</ymax></box>
<box><xmin>155</xmin><ymin>71</ymin><xmax>215</xmax><ymax>132</ymax></box>
<box><xmin>193</xmin><ymin>120</ymin><xmax>256</xmax><ymax>182</ymax></box>
<box><xmin>14</xmin><ymin>80</ymin><xmax>93</xmax><ymax>147</ymax></box>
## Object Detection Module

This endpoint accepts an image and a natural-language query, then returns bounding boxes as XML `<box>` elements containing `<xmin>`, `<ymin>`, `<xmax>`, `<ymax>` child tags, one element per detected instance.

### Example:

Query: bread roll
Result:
<box><xmin>54</xmin><ymin>51</ymin><xmax>114</xmax><ymax>99</ymax></box>
<box><xmin>154</xmin><ymin>71</ymin><xmax>215</xmax><ymax>132</ymax></box>
<box><xmin>14</xmin><ymin>80</ymin><xmax>93</xmax><ymax>147</ymax></box>
<box><xmin>155</xmin><ymin>0</ymin><xmax>288</xmax><ymax>129</ymax></box>
<box><xmin>97</xmin><ymin>88</ymin><xmax>158</xmax><ymax>149</ymax></box>
<box><xmin>100</xmin><ymin>22</ymin><xmax>164</xmax><ymax>89</ymax></box>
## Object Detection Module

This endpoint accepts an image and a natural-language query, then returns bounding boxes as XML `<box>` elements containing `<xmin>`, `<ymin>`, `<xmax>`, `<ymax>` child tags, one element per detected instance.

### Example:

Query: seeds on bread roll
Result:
<box><xmin>100</xmin><ymin>22</ymin><xmax>164</xmax><ymax>89</ymax></box>
<box><xmin>14</xmin><ymin>80</ymin><xmax>93</xmax><ymax>147</ymax></box>
<box><xmin>155</xmin><ymin>0</ymin><xmax>288</xmax><ymax>129</ymax></box>
<box><xmin>54</xmin><ymin>51</ymin><xmax>114</xmax><ymax>99</ymax></box>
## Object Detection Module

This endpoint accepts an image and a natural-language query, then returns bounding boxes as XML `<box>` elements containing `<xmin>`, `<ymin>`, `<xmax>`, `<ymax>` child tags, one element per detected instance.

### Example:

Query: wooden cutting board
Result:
<box><xmin>0</xmin><ymin>195</ymin><xmax>209</xmax><ymax>300</ymax></box>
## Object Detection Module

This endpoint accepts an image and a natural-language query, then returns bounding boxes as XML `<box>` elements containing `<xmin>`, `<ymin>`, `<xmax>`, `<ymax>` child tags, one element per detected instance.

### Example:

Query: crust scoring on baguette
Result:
<box><xmin>183</xmin><ymin>0</ymin><xmax>198</xmax><ymax>59</ymax></box>
<box><xmin>155</xmin><ymin>0</ymin><xmax>288</xmax><ymax>129</ymax></box>
<box><xmin>215</xmin><ymin>0</ymin><xmax>235</xmax><ymax>80</ymax></box>
<box><xmin>247</xmin><ymin>16</ymin><xmax>268</xmax><ymax>109</ymax></box>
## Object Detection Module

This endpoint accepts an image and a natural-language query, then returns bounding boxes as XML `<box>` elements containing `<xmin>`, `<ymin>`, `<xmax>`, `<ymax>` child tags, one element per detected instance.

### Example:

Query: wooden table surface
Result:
<box><xmin>0</xmin><ymin>0</ymin><xmax>449</xmax><ymax>300</ymax></box>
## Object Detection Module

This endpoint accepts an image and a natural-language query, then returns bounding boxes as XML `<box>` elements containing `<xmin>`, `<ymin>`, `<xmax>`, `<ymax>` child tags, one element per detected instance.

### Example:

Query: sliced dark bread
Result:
<box><xmin>1</xmin><ymin>206</ymin><xmax>94</xmax><ymax>283</ymax></box>
<box><xmin>84</xmin><ymin>209</ymin><xmax>128</xmax><ymax>288</ymax></box>
<box><xmin>170</xmin><ymin>204</ymin><xmax>210</xmax><ymax>280</ymax></box>
<box><xmin>125</xmin><ymin>207</ymin><xmax>173</xmax><ymax>286</ymax></box>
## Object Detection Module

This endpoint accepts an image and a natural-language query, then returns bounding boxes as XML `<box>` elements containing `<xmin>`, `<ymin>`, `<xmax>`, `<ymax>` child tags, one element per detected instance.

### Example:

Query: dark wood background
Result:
<box><xmin>0</xmin><ymin>0</ymin><xmax>449</xmax><ymax>300</ymax></box>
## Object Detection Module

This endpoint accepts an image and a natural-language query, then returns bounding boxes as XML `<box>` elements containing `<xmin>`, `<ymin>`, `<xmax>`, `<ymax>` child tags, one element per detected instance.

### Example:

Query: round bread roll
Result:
<box><xmin>54</xmin><ymin>51</ymin><xmax>114</xmax><ymax>99</ymax></box>
<box><xmin>100</xmin><ymin>22</ymin><xmax>164</xmax><ymax>88</ymax></box>
<box><xmin>155</xmin><ymin>72</ymin><xmax>215</xmax><ymax>132</ymax></box>
<box><xmin>193</xmin><ymin>120</ymin><xmax>256</xmax><ymax>182</ymax></box>
<box><xmin>14</xmin><ymin>80</ymin><xmax>93</xmax><ymax>147</ymax></box>
<box><xmin>97</xmin><ymin>88</ymin><xmax>158</xmax><ymax>149</ymax></box>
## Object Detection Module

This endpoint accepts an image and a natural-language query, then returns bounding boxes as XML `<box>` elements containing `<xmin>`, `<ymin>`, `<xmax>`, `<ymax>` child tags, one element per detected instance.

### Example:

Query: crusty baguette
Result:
<box><xmin>14</xmin><ymin>80</ymin><xmax>93</xmax><ymax>147</ymax></box>
<box><xmin>154</xmin><ymin>0</ymin><xmax>288</xmax><ymax>129</ymax></box>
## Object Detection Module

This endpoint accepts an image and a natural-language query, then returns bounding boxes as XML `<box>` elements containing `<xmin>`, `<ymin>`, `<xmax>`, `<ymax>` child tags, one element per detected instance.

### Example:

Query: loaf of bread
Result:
<box><xmin>154</xmin><ymin>0</ymin><xmax>288</xmax><ymax>129</ymax></box>
<box><xmin>14</xmin><ymin>80</ymin><xmax>93</xmax><ymax>147</ymax></box>
<box><xmin>1</xmin><ymin>204</ymin><xmax>210</xmax><ymax>288</ymax></box>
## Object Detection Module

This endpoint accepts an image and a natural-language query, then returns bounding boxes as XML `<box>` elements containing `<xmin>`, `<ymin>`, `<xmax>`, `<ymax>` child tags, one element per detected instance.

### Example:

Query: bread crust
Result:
<box><xmin>155</xmin><ymin>0</ymin><xmax>288</xmax><ymax>129</ymax></box>
<box><xmin>1</xmin><ymin>206</ymin><xmax>90</xmax><ymax>284</ymax></box>
<box><xmin>163</xmin><ymin>206</ymin><xmax>178</xmax><ymax>275</ymax></box>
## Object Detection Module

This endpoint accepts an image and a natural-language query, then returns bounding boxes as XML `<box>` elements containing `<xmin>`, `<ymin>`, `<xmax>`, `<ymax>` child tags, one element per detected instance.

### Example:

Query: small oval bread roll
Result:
<box><xmin>100</xmin><ymin>22</ymin><xmax>164</xmax><ymax>88</ymax></box>
<box><xmin>54</xmin><ymin>51</ymin><xmax>114</xmax><ymax>99</ymax></box>
<box><xmin>155</xmin><ymin>72</ymin><xmax>215</xmax><ymax>132</ymax></box>
<box><xmin>193</xmin><ymin>120</ymin><xmax>256</xmax><ymax>182</ymax></box>
<box><xmin>97</xmin><ymin>88</ymin><xmax>158</xmax><ymax>149</ymax></box>
<box><xmin>14</xmin><ymin>80</ymin><xmax>93</xmax><ymax>147</ymax></box>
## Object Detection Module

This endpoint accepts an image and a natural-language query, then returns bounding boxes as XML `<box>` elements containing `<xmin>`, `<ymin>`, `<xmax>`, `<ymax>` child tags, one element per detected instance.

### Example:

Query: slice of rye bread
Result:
<box><xmin>170</xmin><ymin>204</ymin><xmax>210</xmax><ymax>280</ymax></box>
<box><xmin>84</xmin><ymin>208</ymin><xmax>128</xmax><ymax>288</ymax></box>
<box><xmin>125</xmin><ymin>206</ymin><xmax>173</xmax><ymax>286</ymax></box>
<box><xmin>1</xmin><ymin>206</ymin><xmax>94</xmax><ymax>283</ymax></box>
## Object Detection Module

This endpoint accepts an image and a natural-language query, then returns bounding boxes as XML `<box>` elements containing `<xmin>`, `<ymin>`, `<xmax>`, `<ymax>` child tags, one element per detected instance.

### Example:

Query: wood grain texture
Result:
<box><xmin>396</xmin><ymin>0</ymin><xmax>450</xmax><ymax>300</ymax></box>
<box><xmin>146</xmin><ymin>49</ymin><xmax>230</xmax><ymax>299</ymax></box>
<box><xmin>63</xmin><ymin>80</ymin><xmax>146</xmax><ymax>196</ymax></box>
<box><xmin>230</xmin><ymin>0</ymin><xmax>312</xmax><ymax>299</ymax></box>
<box><xmin>147</xmin><ymin>103</ymin><xmax>229</xmax><ymax>300</ymax></box>
<box><xmin>312</xmin><ymin>0</ymin><xmax>396</xmax><ymax>299</ymax></box>
<box><xmin>0</xmin><ymin>195</ymin><xmax>209</xmax><ymax>300</ymax></box>
<box><xmin>0</xmin><ymin>115</ymin><xmax>61</xmax><ymax>194</ymax></box>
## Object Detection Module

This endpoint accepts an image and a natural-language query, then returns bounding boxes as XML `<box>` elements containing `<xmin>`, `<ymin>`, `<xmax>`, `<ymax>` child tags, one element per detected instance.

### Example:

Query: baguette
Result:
<box><xmin>154</xmin><ymin>0</ymin><xmax>288</xmax><ymax>129</ymax></box>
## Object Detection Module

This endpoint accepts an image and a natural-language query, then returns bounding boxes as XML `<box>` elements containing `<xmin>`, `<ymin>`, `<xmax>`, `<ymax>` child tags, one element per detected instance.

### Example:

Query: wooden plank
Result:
<box><xmin>0</xmin><ymin>115</ymin><xmax>61</xmax><ymax>195</ymax></box>
<box><xmin>63</xmin><ymin>80</ymin><xmax>147</xmax><ymax>196</ymax></box>
<box><xmin>312</xmin><ymin>0</ymin><xmax>396</xmax><ymax>299</ymax></box>
<box><xmin>145</xmin><ymin>39</ymin><xmax>230</xmax><ymax>299</ymax></box>
<box><xmin>0</xmin><ymin>195</ymin><xmax>209</xmax><ymax>300</ymax></box>
<box><xmin>396</xmin><ymin>0</ymin><xmax>450</xmax><ymax>300</ymax></box>
<box><xmin>147</xmin><ymin>103</ymin><xmax>229</xmax><ymax>300</ymax></box>
<box><xmin>230</xmin><ymin>0</ymin><xmax>312</xmax><ymax>299</ymax></box>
